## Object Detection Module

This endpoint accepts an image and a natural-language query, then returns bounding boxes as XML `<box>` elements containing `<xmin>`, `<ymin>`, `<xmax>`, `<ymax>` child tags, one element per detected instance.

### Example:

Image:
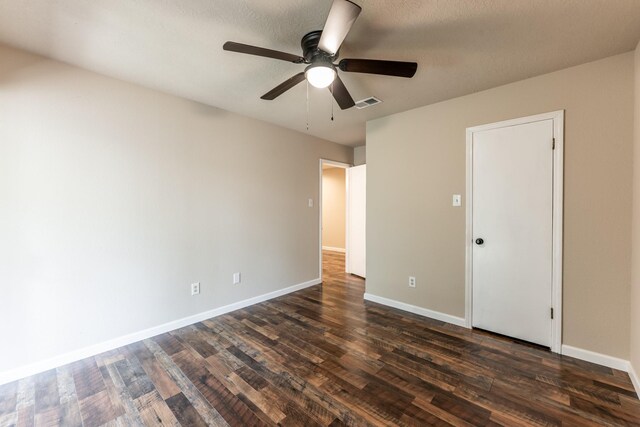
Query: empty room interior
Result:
<box><xmin>2</xmin><ymin>0</ymin><xmax>640</xmax><ymax>425</ymax></box>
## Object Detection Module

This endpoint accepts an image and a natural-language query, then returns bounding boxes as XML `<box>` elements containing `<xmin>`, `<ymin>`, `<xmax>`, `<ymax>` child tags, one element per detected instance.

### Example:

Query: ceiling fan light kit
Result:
<box><xmin>222</xmin><ymin>0</ymin><xmax>418</xmax><ymax>110</ymax></box>
<box><xmin>305</xmin><ymin>63</ymin><xmax>336</xmax><ymax>88</ymax></box>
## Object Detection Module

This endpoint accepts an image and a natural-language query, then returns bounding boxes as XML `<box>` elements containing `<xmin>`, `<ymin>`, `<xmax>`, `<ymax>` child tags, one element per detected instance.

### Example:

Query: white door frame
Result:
<box><xmin>319</xmin><ymin>159</ymin><xmax>351</xmax><ymax>281</ymax></box>
<box><xmin>465</xmin><ymin>110</ymin><xmax>564</xmax><ymax>353</ymax></box>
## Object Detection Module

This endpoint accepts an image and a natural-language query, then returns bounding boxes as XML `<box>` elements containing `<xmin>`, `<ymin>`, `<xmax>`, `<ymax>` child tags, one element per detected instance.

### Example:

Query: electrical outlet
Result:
<box><xmin>233</xmin><ymin>272</ymin><xmax>241</xmax><ymax>285</ymax></box>
<box><xmin>191</xmin><ymin>282</ymin><xmax>200</xmax><ymax>296</ymax></box>
<box><xmin>409</xmin><ymin>276</ymin><xmax>416</xmax><ymax>288</ymax></box>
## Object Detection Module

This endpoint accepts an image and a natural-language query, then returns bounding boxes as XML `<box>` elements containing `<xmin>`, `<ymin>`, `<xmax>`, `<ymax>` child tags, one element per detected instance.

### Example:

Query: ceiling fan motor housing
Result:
<box><xmin>301</xmin><ymin>30</ymin><xmax>336</xmax><ymax>64</ymax></box>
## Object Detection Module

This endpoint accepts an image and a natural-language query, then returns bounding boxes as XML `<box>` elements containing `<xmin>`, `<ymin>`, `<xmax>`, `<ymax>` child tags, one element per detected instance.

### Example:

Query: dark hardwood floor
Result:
<box><xmin>1</xmin><ymin>250</ymin><xmax>639</xmax><ymax>426</ymax></box>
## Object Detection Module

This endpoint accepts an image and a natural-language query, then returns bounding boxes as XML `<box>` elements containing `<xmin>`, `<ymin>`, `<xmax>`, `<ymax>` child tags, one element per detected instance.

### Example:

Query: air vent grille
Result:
<box><xmin>355</xmin><ymin>96</ymin><xmax>382</xmax><ymax>109</ymax></box>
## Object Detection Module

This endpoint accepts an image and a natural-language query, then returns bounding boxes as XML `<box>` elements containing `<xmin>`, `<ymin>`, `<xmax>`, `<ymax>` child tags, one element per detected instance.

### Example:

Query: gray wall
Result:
<box><xmin>366</xmin><ymin>52</ymin><xmax>634</xmax><ymax>359</ymax></box>
<box><xmin>353</xmin><ymin>146</ymin><xmax>366</xmax><ymax>166</ymax></box>
<box><xmin>631</xmin><ymin>41</ymin><xmax>640</xmax><ymax>381</ymax></box>
<box><xmin>0</xmin><ymin>44</ymin><xmax>352</xmax><ymax>374</ymax></box>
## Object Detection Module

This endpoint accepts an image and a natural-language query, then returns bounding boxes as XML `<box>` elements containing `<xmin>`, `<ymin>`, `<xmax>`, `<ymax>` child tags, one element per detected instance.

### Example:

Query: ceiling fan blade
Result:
<box><xmin>338</xmin><ymin>58</ymin><xmax>418</xmax><ymax>78</ymax></box>
<box><xmin>223</xmin><ymin>41</ymin><xmax>304</xmax><ymax>63</ymax></box>
<box><xmin>261</xmin><ymin>72</ymin><xmax>307</xmax><ymax>100</ymax></box>
<box><xmin>318</xmin><ymin>0</ymin><xmax>362</xmax><ymax>56</ymax></box>
<box><xmin>329</xmin><ymin>75</ymin><xmax>355</xmax><ymax>110</ymax></box>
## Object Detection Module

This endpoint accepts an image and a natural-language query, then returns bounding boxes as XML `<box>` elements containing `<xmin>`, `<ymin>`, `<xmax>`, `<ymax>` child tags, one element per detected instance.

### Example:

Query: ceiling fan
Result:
<box><xmin>223</xmin><ymin>0</ymin><xmax>418</xmax><ymax>110</ymax></box>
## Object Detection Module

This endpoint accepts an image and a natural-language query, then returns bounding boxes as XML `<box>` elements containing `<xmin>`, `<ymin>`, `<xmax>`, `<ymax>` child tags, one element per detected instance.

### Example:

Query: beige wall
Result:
<box><xmin>322</xmin><ymin>167</ymin><xmax>346</xmax><ymax>250</ymax></box>
<box><xmin>367</xmin><ymin>52</ymin><xmax>634</xmax><ymax>359</ymax></box>
<box><xmin>353</xmin><ymin>146</ymin><xmax>366</xmax><ymax>166</ymax></box>
<box><xmin>0</xmin><ymin>43</ymin><xmax>352</xmax><ymax>375</ymax></box>
<box><xmin>631</xmin><ymin>41</ymin><xmax>640</xmax><ymax>379</ymax></box>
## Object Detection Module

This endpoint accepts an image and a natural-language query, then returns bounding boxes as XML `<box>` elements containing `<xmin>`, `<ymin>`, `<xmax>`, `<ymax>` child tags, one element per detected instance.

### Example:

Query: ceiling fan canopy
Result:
<box><xmin>222</xmin><ymin>0</ymin><xmax>418</xmax><ymax>110</ymax></box>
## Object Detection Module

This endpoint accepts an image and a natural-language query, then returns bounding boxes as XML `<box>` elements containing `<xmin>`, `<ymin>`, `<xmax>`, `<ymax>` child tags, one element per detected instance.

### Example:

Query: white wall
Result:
<box><xmin>0</xmin><ymin>44</ymin><xmax>352</xmax><ymax>376</ymax></box>
<box><xmin>367</xmin><ymin>52</ymin><xmax>634</xmax><ymax>359</ymax></box>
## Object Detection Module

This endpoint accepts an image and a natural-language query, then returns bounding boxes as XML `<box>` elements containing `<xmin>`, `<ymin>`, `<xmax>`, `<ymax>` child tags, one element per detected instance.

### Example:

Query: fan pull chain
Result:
<box><xmin>331</xmin><ymin>81</ymin><xmax>334</xmax><ymax>122</ymax></box>
<box><xmin>306</xmin><ymin>80</ymin><xmax>310</xmax><ymax>131</ymax></box>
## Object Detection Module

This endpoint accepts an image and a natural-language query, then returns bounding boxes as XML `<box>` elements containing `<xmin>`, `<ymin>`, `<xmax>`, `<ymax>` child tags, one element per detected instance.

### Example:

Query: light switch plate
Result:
<box><xmin>233</xmin><ymin>272</ymin><xmax>241</xmax><ymax>285</ymax></box>
<box><xmin>308</xmin><ymin>198</ymin><xmax>314</xmax><ymax>208</ymax></box>
<box><xmin>452</xmin><ymin>194</ymin><xmax>462</xmax><ymax>207</ymax></box>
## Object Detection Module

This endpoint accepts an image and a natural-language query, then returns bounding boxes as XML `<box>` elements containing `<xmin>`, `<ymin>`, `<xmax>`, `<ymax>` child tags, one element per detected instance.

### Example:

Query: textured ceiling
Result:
<box><xmin>1</xmin><ymin>0</ymin><xmax>640</xmax><ymax>146</ymax></box>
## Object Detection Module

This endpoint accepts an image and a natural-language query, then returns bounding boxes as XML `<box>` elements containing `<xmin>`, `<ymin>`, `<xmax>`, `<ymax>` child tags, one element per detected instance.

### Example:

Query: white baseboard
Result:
<box><xmin>322</xmin><ymin>246</ymin><xmax>346</xmax><ymax>253</ymax></box>
<box><xmin>629</xmin><ymin>362</ymin><xmax>640</xmax><ymax>396</ymax></box>
<box><xmin>561</xmin><ymin>346</ymin><xmax>639</xmax><ymax>396</ymax></box>
<box><xmin>0</xmin><ymin>278</ymin><xmax>321</xmax><ymax>386</ymax></box>
<box><xmin>363</xmin><ymin>293</ymin><xmax>466</xmax><ymax>327</ymax></box>
<box><xmin>561</xmin><ymin>345</ymin><xmax>630</xmax><ymax>371</ymax></box>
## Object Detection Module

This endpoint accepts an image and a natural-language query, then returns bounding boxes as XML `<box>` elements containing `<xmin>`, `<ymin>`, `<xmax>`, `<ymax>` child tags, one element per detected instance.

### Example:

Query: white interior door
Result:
<box><xmin>347</xmin><ymin>165</ymin><xmax>366</xmax><ymax>278</ymax></box>
<box><xmin>472</xmin><ymin>119</ymin><xmax>553</xmax><ymax>347</ymax></box>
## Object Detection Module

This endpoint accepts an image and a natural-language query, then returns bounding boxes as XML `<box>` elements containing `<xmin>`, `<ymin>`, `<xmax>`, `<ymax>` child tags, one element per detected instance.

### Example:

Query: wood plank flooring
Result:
<box><xmin>1</xmin><ymin>250</ymin><xmax>639</xmax><ymax>426</ymax></box>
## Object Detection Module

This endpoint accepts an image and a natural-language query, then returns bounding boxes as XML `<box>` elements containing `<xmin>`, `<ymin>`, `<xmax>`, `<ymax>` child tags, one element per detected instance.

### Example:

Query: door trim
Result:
<box><xmin>464</xmin><ymin>110</ymin><xmax>564</xmax><ymax>353</ymax></box>
<box><xmin>319</xmin><ymin>159</ymin><xmax>351</xmax><ymax>282</ymax></box>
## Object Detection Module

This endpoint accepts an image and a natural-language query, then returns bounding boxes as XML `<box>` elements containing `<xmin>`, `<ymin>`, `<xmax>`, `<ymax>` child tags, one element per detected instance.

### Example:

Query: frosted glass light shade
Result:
<box><xmin>305</xmin><ymin>65</ymin><xmax>336</xmax><ymax>88</ymax></box>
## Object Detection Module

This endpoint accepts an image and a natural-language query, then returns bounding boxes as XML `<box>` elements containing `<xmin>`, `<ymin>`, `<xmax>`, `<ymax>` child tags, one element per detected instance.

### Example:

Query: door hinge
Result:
<box><xmin>550</xmin><ymin>307</ymin><xmax>554</xmax><ymax>319</ymax></box>
<box><xmin>552</xmin><ymin>138</ymin><xmax>556</xmax><ymax>150</ymax></box>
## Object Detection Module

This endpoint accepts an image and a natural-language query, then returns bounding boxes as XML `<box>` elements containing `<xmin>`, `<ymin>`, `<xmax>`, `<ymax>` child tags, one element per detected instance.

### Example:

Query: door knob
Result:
<box><xmin>475</xmin><ymin>238</ymin><xmax>484</xmax><ymax>245</ymax></box>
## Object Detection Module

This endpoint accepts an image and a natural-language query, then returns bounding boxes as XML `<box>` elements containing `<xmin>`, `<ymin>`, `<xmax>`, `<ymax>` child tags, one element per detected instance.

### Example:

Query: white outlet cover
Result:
<box><xmin>308</xmin><ymin>198</ymin><xmax>314</xmax><ymax>208</ymax></box>
<box><xmin>233</xmin><ymin>272</ymin><xmax>241</xmax><ymax>284</ymax></box>
<box><xmin>409</xmin><ymin>276</ymin><xmax>416</xmax><ymax>288</ymax></box>
<box><xmin>191</xmin><ymin>282</ymin><xmax>200</xmax><ymax>295</ymax></box>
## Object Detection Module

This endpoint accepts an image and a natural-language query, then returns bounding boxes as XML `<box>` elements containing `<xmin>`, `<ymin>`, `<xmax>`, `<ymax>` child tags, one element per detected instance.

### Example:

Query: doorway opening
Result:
<box><xmin>319</xmin><ymin>160</ymin><xmax>350</xmax><ymax>282</ymax></box>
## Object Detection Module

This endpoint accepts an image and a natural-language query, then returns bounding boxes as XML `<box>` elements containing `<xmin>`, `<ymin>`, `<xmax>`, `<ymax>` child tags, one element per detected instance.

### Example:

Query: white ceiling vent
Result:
<box><xmin>355</xmin><ymin>97</ymin><xmax>382</xmax><ymax>109</ymax></box>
